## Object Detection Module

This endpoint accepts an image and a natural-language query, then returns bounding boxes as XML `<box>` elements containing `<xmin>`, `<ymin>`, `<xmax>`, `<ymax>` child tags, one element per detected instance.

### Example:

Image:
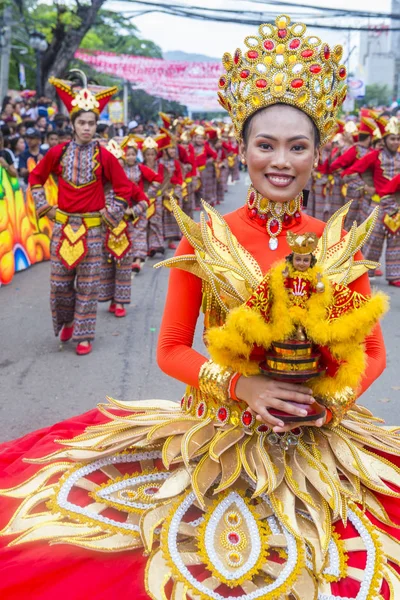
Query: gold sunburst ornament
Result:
<box><xmin>218</xmin><ymin>14</ymin><xmax>347</xmax><ymax>144</ymax></box>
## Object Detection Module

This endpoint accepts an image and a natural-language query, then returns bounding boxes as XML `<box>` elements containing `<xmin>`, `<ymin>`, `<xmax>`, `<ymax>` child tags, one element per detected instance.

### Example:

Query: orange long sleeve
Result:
<box><xmin>157</xmin><ymin>206</ymin><xmax>386</xmax><ymax>396</ymax></box>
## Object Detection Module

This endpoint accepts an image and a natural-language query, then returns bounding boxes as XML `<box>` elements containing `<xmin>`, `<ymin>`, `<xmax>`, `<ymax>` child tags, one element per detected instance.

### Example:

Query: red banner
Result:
<box><xmin>75</xmin><ymin>50</ymin><xmax>223</xmax><ymax>110</ymax></box>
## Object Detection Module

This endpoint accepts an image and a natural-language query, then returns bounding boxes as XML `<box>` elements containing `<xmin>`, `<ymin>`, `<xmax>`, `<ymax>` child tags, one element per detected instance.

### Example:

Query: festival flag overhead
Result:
<box><xmin>75</xmin><ymin>50</ymin><xmax>223</xmax><ymax>110</ymax></box>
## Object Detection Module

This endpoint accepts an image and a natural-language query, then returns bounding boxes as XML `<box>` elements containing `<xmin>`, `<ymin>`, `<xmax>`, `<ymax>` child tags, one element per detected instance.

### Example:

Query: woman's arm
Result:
<box><xmin>157</xmin><ymin>237</ymin><xmax>207</xmax><ymax>388</ymax></box>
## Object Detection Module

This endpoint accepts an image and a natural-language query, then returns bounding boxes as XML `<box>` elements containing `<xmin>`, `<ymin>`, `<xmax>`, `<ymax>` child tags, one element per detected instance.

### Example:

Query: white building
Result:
<box><xmin>358</xmin><ymin>0</ymin><xmax>400</xmax><ymax>97</ymax></box>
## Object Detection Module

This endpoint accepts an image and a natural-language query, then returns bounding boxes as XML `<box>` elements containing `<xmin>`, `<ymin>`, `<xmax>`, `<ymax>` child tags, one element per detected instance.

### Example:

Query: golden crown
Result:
<box><xmin>287</xmin><ymin>231</ymin><xmax>319</xmax><ymax>254</ymax></box>
<box><xmin>218</xmin><ymin>14</ymin><xmax>347</xmax><ymax>145</ymax></box>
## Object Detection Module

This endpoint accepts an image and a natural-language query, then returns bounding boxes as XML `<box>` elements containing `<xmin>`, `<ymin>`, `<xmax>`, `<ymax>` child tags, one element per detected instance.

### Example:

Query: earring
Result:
<box><xmin>241</xmin><ymin>157</ymin><xmax>246</xmax><ymax>164</ymax></box>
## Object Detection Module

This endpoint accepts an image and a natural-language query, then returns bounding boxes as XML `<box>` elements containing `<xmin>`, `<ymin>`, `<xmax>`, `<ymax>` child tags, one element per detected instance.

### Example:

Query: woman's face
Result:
<box><xmin>16</xmin><ymin>137</ymin><xmax>26</xmax><ymax>153</ymax></box>
<box><xmin>240</xmin><ymin>105</ymin><xmax>318</xmax><ymax>204</ymax></box>
<box><xmin>125</xmin><ymin>148</ymin><xmax>137</xmax><ymax>165</ymax></box>
<box><xmin>144</xmin><ymin>148</ymin><xmax>157</xmax><ymax>163</ymax></box>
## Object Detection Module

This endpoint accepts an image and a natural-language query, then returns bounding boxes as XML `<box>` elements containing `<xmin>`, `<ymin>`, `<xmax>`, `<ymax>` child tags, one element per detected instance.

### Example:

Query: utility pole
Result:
<box><xmin>0</xmin><ymin>4</ymin><xmax>12</xmax><ymax>104</ymax></box>
<box><xmin>123</xmin><ymin>80</ymin><xmax>129</xmax><ymax>125</ymax></box>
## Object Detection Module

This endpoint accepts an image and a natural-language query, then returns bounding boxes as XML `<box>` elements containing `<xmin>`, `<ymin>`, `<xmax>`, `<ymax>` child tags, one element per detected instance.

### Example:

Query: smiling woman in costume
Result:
<box><xmin>1</xmin><ymin>15</ymin><xmax>400</xmax><ymax>600</ymax></box>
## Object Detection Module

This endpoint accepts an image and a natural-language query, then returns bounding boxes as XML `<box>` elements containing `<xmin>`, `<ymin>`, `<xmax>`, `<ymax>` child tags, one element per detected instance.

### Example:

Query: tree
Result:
<box><xmin>12</xmin><ymin>0</ymin><xmax>107</xmax><ymax>97</ymax></box>
<box><xmin>363</xmin><ymin>84</ymin><xmax>392</xmax><ymax>107</ymax></box>
<box><xmin>8</xmin><ymin>1</ymin><xmax>185</xmax><ymax>118</ymax></box>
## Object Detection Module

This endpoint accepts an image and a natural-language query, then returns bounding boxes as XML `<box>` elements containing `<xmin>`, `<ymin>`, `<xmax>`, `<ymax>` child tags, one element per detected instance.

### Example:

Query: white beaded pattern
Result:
<box><xmin>56</xmin><ymin>451</ymin><xmax>162</xmax><ymax>532</ymax></box>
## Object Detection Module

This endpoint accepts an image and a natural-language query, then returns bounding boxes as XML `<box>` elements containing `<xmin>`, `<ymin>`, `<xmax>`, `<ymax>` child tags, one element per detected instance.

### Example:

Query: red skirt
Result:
<box><xmin>1</xmin><ymin>410</ymin><xmax>399</xmax><ymax>599</ymax></box>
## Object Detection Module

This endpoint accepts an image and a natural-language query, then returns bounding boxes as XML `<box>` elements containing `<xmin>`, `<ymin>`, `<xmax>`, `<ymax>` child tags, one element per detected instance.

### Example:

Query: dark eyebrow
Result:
<box><xmin>255</xmin><ymin>134</ymin><xmax>310</xmax><ymax>141</ymax></box>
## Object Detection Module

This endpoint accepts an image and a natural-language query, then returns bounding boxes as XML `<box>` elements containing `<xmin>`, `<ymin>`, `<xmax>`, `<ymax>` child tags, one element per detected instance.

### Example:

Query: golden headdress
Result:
<box><xmin>287</xmin><ymin>231</ymin><xmax>319</xmax><ymax>254</ymax></box>
<box><xmin>217</xmin><ymin>14</ymin><xmax>347</xmax><ymax>144</ymax></box>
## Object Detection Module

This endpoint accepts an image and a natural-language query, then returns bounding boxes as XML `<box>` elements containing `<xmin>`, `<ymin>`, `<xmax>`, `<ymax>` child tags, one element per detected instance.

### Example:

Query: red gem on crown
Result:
<box><xmin>219</xmin><ymin>77</ymin><xmax>226</xmax><ymax>87</ymax></box>
<box><xmin>291</xmin><ymin>79</ymin><xmax>304</xmax><ymax>89</ymax></box>
<box><xmin>310</xmin><ymin>64</ymin><xmax>322</xmax><ymax>74</ymax></box>
<box><xmin>301</xmin><ymin>49</ymin><xmax>313</xmax><ymax>59</ymax></box>
<box><xmin>277</xmin><ymin>29</ymin><xmax>287</xmax><ymax>39</ymax></box>
<box><xmin>187</xmin><ymin>395</ymin><xmax>193</xmax><ymax>409</ymax></box>
<box><xmin>240</xmin><ymin>69</ymin><xmax>250</xmax><ymax>79</ymax></box>
<box><xmin>247</xmin><ymin>50</ymin><xmax>259</xmax><ymax>59</ymax></box>
<box><xmin>255</xmin><ymin>79</ymin><xmax>267</xmax><ymax>89</ymax></box>
<box><xmin>264</xmin><ymin>40</ymin><xmax>274</xmax><ymax>50</ymax></box>
<box><xmin>289</xmin><ymin>39</ymin><xmax>300</xmax><ymax>50</ymax></box>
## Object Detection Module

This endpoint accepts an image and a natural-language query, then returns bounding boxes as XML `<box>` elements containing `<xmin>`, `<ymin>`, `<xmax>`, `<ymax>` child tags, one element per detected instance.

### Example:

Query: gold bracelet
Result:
<box><xmin>199</xmin><ymin>360</ymin><xmax>234</xmax><ymax>404</ymax></box>
<box><xmin>320</xmin><ymin>387</ymin><xmax>356</xmax><ymax>427</ymax></box>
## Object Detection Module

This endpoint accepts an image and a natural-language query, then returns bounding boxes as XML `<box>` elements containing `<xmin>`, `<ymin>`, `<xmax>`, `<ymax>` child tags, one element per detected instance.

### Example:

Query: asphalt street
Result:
<box><xmin>1</xmin><ymin>178</ymin><xmax>399</xmax><ymax>442</ymax></box>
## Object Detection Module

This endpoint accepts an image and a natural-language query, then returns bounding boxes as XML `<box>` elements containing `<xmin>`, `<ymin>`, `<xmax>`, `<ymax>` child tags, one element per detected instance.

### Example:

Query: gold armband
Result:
<box><xmin>320</xmin><ymin>387</ymin><xmax>356</xmax><ymax>427</ymax></box>
<box><xmin>199</xmin><ymin>360</ymin><xmax>234</xmax><ymax>404</ymax></box>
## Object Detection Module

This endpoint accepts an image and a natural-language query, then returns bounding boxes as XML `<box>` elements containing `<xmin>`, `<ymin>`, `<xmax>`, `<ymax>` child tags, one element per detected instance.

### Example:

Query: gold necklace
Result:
<box><xmin>246</xmin><ymin>185</ymin><xmax>303</xmax><ymax>250</ymax></box>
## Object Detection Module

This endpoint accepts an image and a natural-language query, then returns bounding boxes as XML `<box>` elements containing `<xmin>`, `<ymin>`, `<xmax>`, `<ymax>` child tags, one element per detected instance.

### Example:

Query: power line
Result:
<box><xmin>119</xmin><ymin>1</ymin><xmax>400</xmax><ymax>30</ymax></box>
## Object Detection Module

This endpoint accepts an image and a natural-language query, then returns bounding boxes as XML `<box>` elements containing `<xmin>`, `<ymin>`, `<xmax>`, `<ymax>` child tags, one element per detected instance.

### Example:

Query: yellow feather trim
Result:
<box><xmin>206</xmin><ymin>260</ymin><xmax>389</xmax><ymax>398</ymax></box>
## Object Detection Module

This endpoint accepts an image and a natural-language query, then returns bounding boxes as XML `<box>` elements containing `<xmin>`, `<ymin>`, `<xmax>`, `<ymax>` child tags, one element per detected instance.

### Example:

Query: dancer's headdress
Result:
<box><xmin>375</xmin><ymin>114</ymin><xmax>400</xmax><ymax>137</ymax></box>
<box><xmin>106</xmin><ymin>138</ymin><xmax>124</xmax><ymax>160</ymax></box>
<box><xmin>49</xmin><ymin>70</ymin><xmax>117</xmax><ymax>116</ymax></box>
<box><xmin>217</xmin><ymin>15</ymin><xmax>347</xmax><ymax>144</ymax></box>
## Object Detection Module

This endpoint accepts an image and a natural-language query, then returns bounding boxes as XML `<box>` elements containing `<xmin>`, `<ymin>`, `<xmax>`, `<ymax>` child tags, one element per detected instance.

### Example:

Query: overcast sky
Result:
<box><xmin>107</xmin><ymin>0</ymin><xmax>393</xmax><ymax>67</ymax></box>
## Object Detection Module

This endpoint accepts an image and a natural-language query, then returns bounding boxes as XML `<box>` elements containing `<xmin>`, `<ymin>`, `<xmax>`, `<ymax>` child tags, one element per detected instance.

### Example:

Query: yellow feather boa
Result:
<box><xmin>206</xmin><ymin>260</ymin><xmax>389</xmax><ymax>397</ymax></box>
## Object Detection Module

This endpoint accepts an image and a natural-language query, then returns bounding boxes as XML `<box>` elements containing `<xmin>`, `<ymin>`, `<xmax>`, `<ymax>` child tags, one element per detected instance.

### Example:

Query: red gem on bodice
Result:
<box><xmin>257</xmin><ymin>424</ymin><xmax>269</xmax><ymax>433</ymax></box>
<box><xmin>249</xmin><ymin>208</ymin><xmax>257</xmax><ymax>219</ymax></box>
<box><xmin>217</xmin><ymin>407</ymin><xmax>228</xmax><ymax>422</ymax></box>
<box><xmin>241</xmin><ymin>410</ymin><xmax>254</xmax><ymax>427</ymax></box>
<box><xmin>294</xmin><ymin>211</ymin><xmax>302</xmax><ymax>223</ymax></box>
<box><xmin>228</xmin><ymin>532</ymin><xmax>240</xmax><ymax>544</ymax></box>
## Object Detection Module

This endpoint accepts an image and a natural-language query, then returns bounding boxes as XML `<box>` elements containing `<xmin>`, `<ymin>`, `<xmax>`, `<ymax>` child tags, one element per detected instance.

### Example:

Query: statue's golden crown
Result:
<box><xmin>287</xmin><ymin>231</ymin><xmax>319</xmax><ymax>255</ymax></box>
<box><xmin>217</xmin><ymin>14</ymin><xmax>347</xmax><ymax>144</ymax></box>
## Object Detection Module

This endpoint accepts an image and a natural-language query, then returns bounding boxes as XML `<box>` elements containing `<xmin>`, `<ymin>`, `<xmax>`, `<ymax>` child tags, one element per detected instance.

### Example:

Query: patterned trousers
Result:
<box><xmin>131</xmin><ymin>215</ymin><xmax>148</xmax><ymax>261</ymax></box>
<box><xmin>344</xmin><ymin>180</ymin><xmax>364</xmax><ymax>230</ymax></box>
<box><xmin>163</xmin><ymin>191</ymin><xmax>182</xmax><ymax>241</ymax></box>
<box><xmin>362</xmin><ymin>196</ymin><xmax>400</xmax><ymax>281</ymax></box>
<box><xmin>313</xmin><ymin>174</ymin><xmax>329</xmax><ymax>221</ymax></box>
<box><xmin>98</xmin><ymin>223</ymin><xmax>134</xmax><ymax>305</ymax></box>
<box><xmin>148</xmin><ymin>196</ymin><xmax>164</xmax><ymax>251</ymax></box>
<box><xmin>326</xmin><ymin>175</ymin><xmax>344</xmax><ymax>221</ymax></box>
<box><xmin>50</xmin><ymin>221</ymin><xmax>103</xmax><ymax>342</ymax></box>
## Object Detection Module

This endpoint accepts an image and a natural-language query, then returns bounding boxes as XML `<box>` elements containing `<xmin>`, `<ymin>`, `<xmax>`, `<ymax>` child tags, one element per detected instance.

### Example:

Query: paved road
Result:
<box><xmin>1</xmin><ymin>180</ymin><xmax>399</xmax><ymax>442</ymax></box>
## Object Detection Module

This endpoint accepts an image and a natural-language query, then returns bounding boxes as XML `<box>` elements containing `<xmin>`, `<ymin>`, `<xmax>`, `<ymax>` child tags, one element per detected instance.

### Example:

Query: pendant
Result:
<box><xmin>269</xmin><ymin>237</ymin><xmax>278</xmax><ymax>250</ymax></box>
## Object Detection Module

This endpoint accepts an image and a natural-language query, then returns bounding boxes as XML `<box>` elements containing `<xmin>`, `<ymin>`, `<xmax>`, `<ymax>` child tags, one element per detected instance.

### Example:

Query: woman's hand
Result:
<box><xmin>235</xmin><ymin>374</ymin><xmax>317</xmax><ymax>432</ymax></box>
